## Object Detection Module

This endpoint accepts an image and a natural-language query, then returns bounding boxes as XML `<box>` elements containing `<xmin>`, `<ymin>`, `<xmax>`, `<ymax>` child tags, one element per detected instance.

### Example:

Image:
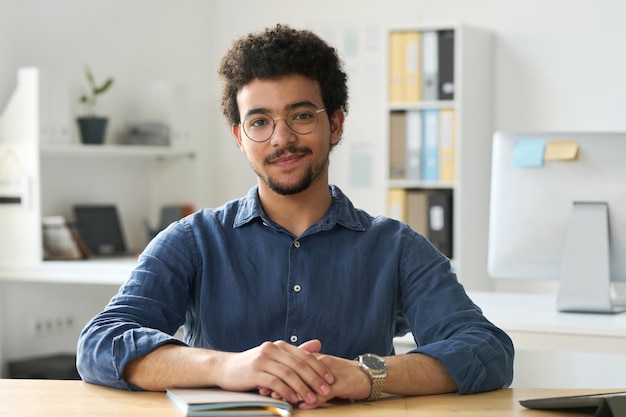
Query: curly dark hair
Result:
<box><xmin>218</xmin><ymin>24</ymin><xmax>349</xmax><ymax>126</ymax></box>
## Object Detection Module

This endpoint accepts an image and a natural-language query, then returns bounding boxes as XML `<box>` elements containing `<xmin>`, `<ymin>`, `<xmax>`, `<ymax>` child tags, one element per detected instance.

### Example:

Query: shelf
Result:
<box><xmin>0</xmin><ymin>67</ymin><xmax>198</xmax><ymax>285</ymax></box>
<box><xmin>40</xmin><ymin>143</ymin><xmax>195</xmax><ymax>159</ymax></box>
<box><xmin>388</xmin><ymin>179</ymin><xmax>456</xmax><ymax>189</ymax></box>
<box><xmin>385</xmin><ymin>25</ymin><xmax>494</xmax><ymax>290</ymax></box>
<box><xmin>0</xmin><ymin>258</ymin><xmax>138</xmax><ymax>285</ymax></box>
<box><xmin>388</xmin><ymin>100</ymin><xmax>456</xmax><ymax>111</ymax></box>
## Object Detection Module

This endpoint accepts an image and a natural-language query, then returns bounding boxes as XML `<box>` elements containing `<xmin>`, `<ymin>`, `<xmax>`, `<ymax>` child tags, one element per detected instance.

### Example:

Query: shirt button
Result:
<box><xmin>293</xmin><ymin>284</ymin><xmax>301</xmax><ymax>292</ymax></box>
<box><xmin>290</xmin><ymin>335</ymin><xmax>298</xmax><ymax>343</ymax></box>
<box><xmin>293</xmin><ymin>241</ymin><xmax>301</xmax><ymax>248</ymax></box>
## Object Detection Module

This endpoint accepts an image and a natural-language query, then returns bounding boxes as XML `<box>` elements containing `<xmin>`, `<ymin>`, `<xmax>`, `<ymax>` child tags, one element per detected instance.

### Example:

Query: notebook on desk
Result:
<box><xmin>520</xmin><ymin>391</ymin><xmax>626</xmax><ymax>416</ymax></box>
<box><xmin>73</xmin><ymin>205</ymin><xmax>135</xmax><ymax>257</ymax></box>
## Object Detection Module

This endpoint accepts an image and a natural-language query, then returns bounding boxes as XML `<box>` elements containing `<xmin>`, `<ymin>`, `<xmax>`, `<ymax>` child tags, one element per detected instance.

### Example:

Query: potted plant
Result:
<box><xmin>77</xmin><ymin>67</ymin><xmax>114</xmax><ymax>144</ymax></box>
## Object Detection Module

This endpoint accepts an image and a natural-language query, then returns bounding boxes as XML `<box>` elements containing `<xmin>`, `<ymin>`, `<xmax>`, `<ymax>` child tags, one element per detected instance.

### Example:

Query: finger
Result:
<box><xmin>292</xmin><ymin>340</ymin><xmax>335</xmax><ymax>384</ymax></box>
<box><xmin>297</xmin><ymin>385</ymin><xmax>335</xmax><ymax>410</ymax></box>
<box><xmin>258</xmin><ymin>387</ymin><xmax>297</xmax><ymax>404</ymax></box>
<box><xmin>253</xmin><ymin>341</ymin><xmax>331</xmax><ymax>405</ymax></box>
<box><xmin>247</xmin><ymin>342</ymin><xmax>314</xmax><ymax>404</ymax></box>
<box><xmin>275</xmin><ymin>340</ymin><xmax>334</xmax><ymax>385</ymax></box>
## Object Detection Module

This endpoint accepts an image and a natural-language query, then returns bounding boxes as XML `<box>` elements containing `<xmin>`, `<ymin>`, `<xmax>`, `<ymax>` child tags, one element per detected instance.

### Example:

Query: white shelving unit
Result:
<box><xmin>0</xmin><ymin>67</ymin><xmax>197</xmax><ymax>285</ymax></box>
<box><xmin>40</xmin><ymin>143</ymin><xmax>195</xmax><ymax>158</ymax></box>
<box><xmin>386</xmin><ymin>25</ymin><xmax>493</xmax><ymax>290</ymax></box>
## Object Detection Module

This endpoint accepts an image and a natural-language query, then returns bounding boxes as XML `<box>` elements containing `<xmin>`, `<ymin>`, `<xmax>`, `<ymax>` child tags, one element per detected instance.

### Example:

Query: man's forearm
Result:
<box><xmin>122</xmin><ymin>339</ymin><xmax>335</xmax><ymax>409</ymax></box>
<box><xmin>384</xmin><ymin>353</ymin><xmax>457</xmax><ymax>395</ymax></box>
<box><xmin>123</xmin><ymin>344</ymin><xmax>225</xmax><ymax>391</ymax></box>
<box><xmin>294</xmin><ymin>351</ymin><xmax>457</xmax><ymax>409</ymax></box>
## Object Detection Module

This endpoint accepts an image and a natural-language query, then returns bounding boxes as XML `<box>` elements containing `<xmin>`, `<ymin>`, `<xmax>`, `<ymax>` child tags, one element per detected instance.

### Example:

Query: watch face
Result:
<box><xmin>363</xmin><ymin>354</ymin><xmax>386</xmax><ymax>371</ymax></box>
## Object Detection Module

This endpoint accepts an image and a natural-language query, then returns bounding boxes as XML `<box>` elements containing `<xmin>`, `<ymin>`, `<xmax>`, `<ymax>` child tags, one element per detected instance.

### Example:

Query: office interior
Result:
<box><xmin>1</xmin><ymin>0</ymin><xmax>625</xmax><ymax>388</ymax></box>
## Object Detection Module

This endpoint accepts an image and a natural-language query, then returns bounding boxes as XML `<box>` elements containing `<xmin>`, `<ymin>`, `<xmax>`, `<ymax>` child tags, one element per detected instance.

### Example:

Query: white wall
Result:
<box><xmin>0</xmin><ymin>282</ymin><xmax>116</xmax><ymax>366</ymax></box>
<box><xmin>2</xmin><ymin>0</ymin><xmax>626</xmax><ymax>375</ymax></box>
<box><xmin>208</xmin><ymin>0</ymin><xmax>626</xmax><ymax>212</ymax></box>
<box><xmin>0</xmin><ymin>0</ymin><xmax>217</xmax><ymax>207</ymax></box>
<box><xmin>4</xmin><ymin>0</ymin><xmax>626</xmax><ymax>210</ymax></box>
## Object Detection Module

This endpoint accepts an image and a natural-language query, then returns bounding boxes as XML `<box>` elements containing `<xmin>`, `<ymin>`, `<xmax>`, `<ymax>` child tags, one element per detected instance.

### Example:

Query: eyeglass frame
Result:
<box><xmin>239</xmin><ymin>106</ymin><xmax>327</xmax><ymax>143</ymax></box>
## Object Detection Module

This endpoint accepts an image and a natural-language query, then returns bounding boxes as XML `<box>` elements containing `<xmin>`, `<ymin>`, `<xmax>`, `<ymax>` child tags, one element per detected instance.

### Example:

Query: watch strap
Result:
<box><xmin>367</xmin><ymin>372</ymin><xmax>385</xmax><ymax>400</ymax></box>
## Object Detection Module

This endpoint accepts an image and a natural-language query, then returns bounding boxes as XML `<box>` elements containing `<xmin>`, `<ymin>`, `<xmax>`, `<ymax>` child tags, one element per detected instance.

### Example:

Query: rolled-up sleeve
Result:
<box><xmin>76</xmin><ymin>221</ymin><xmax>196</xmax><ymax>389</ymax></box>
<box><xmin>412</xmin><ymin>313</ymin><xmax>514</xmax><ymax>393</ymax></box>
<box><xmin>399</xmin><ymin>228</ymin><xmax>514</xmax><ymax>394</ymax></box>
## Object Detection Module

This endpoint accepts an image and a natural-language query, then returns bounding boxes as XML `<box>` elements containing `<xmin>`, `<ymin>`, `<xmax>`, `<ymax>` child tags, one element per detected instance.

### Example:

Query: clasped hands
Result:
<box><xmin>215</xmin><ymin>339</ymin><xmax>371</xmax><ymax>410</ymax></box>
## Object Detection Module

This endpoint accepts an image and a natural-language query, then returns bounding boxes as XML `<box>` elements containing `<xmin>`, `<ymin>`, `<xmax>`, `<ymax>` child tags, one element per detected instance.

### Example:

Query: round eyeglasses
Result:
<box><xmin>241</xmin><ymin>107</ymin><xmax>327</xmax><ymax>143</ymax></box>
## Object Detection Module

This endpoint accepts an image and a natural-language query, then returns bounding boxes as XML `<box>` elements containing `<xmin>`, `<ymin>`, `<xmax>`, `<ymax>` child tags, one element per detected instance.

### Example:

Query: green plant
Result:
<box><xmin>79</xmin><ymin>66</ymin><xmax>114</xmax><ymax>117</ymax></box>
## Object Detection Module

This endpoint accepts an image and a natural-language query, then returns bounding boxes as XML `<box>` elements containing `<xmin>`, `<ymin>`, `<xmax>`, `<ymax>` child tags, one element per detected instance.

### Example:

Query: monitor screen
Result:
<box><xmin>488</xmin><ymin>131</ymin><xmax>626</xmax><ymax>313</ymax></box>
<box><xmin>73</xmin><ymin>205</ymin><xmax>127</xmax><ymax>256</ymax></box>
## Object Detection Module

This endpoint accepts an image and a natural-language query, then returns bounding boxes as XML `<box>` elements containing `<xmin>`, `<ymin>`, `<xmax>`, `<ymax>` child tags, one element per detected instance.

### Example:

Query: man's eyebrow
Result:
<box><xmin>287</xmin><ymin>101</ymin><xmax>319</xmax><ymax>110</ymax></box>
<box><xmin>243</xmin><ymin>101</ymin><xmax>319</xmax><ymax>119</ymax></box>
<box><xmin>243</xmin><ymin>108</ymin><xmax>270</xmax><ymax>118</ymax></box>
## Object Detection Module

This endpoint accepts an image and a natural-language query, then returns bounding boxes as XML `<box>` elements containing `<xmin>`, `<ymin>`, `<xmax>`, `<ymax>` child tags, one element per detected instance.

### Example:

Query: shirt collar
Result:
<box><xmin>233</xmin><ymin>185</ymin><xmax>365</xmax><ymax>232</ymax></box>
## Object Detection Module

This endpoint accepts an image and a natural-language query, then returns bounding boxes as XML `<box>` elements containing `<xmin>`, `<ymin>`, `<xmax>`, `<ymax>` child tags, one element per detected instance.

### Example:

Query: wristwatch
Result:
<box><xmin>357</xmin><ymin>353</ymin><xmax>387</xmax><ymax>401</ymax></box>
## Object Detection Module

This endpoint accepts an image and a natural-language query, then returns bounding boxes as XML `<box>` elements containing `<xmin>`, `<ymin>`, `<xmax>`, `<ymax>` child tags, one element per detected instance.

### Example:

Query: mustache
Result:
<box><xmin>265</xmin><ymin>145</ymin><xmax>312</xmax><ymax>164</ymax></box>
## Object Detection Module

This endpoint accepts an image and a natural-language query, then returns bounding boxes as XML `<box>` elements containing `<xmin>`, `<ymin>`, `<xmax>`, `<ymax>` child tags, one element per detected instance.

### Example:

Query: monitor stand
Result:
<box><xmin>557</xmin><ymin>202</ymin><xmax>625</xmax><ymax>314</ymax></box>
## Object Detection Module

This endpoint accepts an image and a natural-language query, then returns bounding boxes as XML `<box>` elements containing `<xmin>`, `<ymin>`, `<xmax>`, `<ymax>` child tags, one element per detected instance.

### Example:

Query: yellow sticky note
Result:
<box><xmin>544</xmin><ymin>141</ymin><xmax>579</xmax><ymax>161</ymax></box>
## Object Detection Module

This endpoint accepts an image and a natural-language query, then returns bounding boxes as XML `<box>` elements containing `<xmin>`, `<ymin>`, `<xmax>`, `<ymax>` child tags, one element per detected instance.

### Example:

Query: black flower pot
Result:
<box><xmin>77</xmin><ymin>117</ymin><xmax>108</xmax><ymax>145</ymax></box>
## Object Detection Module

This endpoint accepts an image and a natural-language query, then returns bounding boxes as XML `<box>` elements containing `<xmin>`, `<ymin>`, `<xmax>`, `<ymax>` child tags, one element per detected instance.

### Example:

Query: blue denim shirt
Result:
<box><xmin>77</xmin><ymin>185</ymin><xmax>513</xmax><ymax>393</ymax></box>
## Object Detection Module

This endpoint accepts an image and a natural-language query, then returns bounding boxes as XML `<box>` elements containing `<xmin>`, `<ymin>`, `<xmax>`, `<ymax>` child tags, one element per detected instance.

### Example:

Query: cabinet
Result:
<box><xmin>0</xmin><ymin>68</ymin><xmax>197</xmax><ymax>285</ymax></box>
<box><xmin>386</xmin><ymin>25</ymin><xmax>493</xmax><ymax>289</ymax></box>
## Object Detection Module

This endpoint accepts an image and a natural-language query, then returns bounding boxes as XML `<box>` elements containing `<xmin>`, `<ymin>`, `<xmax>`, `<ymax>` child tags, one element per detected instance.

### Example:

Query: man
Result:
<box><xmin>77</xmin><ymin>24</ymin><xmax>514</xmax><ymax>410</ymax></box>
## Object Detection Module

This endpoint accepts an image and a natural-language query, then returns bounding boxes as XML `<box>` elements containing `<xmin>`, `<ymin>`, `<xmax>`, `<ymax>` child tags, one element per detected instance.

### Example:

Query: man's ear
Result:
<box><xmin>330</xmin><ymin>110</ymin><xmax>345</xmax><ymax>146</ymax></box>
<box><xmin>231</xmin><ymin>124</ymin><xmax>245</xmax><ymax>151</ymax></box>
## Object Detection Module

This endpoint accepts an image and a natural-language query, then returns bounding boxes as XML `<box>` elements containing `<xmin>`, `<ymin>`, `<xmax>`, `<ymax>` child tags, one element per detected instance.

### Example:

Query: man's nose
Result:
<box><xmin>269</xmin><ymin>117</ymin><xmax>295</xmax><ymax>144</ymax></box>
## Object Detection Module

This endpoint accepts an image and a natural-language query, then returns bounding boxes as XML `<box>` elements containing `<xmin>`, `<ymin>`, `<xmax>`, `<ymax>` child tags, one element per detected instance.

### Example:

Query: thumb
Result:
<box><xmin>298</xmin><ymin>339</ymin><xmax>322</xmax><ymax>353</ymax></box>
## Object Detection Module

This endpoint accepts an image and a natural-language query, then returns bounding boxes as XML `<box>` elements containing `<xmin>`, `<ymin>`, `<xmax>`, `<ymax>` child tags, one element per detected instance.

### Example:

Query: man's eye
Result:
<box><xmin>249</xmin><ymin>118</ymin><xmax>270</xmax><ymax>128</ymax></box>
<box><xmin>292</xmin><ymin>112</ymin><xmax>313</xmax><ymax>121</ymax></box>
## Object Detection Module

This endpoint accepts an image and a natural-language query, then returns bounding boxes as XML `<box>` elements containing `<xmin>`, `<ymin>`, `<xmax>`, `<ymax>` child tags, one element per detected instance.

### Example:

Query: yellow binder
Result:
<box><xmin>387</xmin><ymin>188</ymin><xmax>408</xmax><ymax>221</ymax></box>
<box><xmin>388</xmin><ymin>31</ymin><xmax>407</xmax><ymax>102</ymax></box>
<box><xmin>439</xmin><ymin>109</ymin><xmax>456</xmax><ymax>181</ymax></box>
<box><xmin>404</xmin><ymin>31</ymin><xmax>422</xmax><ymax>102</ymax></box>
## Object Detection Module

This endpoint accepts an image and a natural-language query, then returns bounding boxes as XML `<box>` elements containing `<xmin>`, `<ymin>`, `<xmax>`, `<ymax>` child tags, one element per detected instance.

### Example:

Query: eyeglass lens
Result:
<box><xmin>242</xmin><ymin>107</ymin><xmax>325</xmax><ymax>142</ymax></box>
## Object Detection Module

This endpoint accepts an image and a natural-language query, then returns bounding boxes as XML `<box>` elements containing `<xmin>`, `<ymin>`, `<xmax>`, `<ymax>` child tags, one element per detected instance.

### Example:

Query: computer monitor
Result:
<box><xmin>488</xmin><ymin>131</ymin><xmax>626</xmax><ymax>313</ymax></box>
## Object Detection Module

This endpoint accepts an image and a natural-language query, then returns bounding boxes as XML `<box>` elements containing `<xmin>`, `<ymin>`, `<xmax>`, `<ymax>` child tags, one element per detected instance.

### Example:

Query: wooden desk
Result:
<box><xmin>0</xmin><ymin>379</ymin><xmax>622</xmax><ymax>416</ymax></box>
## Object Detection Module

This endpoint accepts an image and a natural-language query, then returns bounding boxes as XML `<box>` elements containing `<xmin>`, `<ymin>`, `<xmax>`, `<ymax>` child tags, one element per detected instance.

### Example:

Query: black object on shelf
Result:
<box><xmin>8</xmin><ymin>353</ymin><xmax>80</xmax><ymax>380</ymax></box>
<box><xmin>77</xmin><ymin>116</ymin><xmax>108</xmax><ymax>145</ymax></box>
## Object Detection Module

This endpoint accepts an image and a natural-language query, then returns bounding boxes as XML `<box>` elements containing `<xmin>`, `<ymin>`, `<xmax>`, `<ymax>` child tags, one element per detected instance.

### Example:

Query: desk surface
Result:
<box><xmin>0</xmin><ymin>379</ymin><xmax>623</xmax><ymax>417</ymax></box>
<box><xmin>470</xmin><ymin>292</ymin><xmax>626</xmax><ymax>356</ymax></box>
<box><xmin>469</xmin><ymin>292</ymin><xmax>626</xmax><ymax>338</ymax></box>
<box><xmin>393</xmin><ymin>291</ymin><xmax>626</xmax><ymax>356</ymax></box>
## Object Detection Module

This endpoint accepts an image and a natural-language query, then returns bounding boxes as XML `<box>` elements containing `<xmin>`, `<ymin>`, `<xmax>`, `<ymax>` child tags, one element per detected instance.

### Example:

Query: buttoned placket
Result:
<box><xmin>286</xmin><ymin>238</ymin><xmax>303</xmax><ymax>345</ymax></box>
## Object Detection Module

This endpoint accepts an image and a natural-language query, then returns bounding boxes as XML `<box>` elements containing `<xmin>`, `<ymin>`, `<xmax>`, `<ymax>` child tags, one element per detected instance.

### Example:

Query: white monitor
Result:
<box><xmin>488</xmin><ymin>131</ymin><xmax>626</xmax><ymax>313</ymax></box>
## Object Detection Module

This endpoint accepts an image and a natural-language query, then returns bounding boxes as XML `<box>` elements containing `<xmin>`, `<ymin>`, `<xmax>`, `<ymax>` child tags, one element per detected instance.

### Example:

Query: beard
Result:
<box><xmin>253</xmin><ymin>144</ymin><xmax>330</xmax><ymax>196</ymax></box>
